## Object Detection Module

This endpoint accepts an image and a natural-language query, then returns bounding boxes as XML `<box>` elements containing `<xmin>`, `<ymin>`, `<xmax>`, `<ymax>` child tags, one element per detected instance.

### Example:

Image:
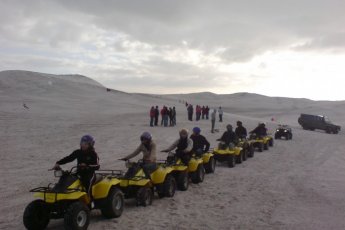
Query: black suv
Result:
<box><xmin>298</xmin><ymin>114</ymin><xmax>341</xmax><ymax>134</ymax></box>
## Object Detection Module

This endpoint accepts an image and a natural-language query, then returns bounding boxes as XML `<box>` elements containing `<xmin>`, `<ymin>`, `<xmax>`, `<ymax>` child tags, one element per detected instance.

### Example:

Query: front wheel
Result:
<box><xmin>236</xmin><ymin>151</ymin><xmax>243</xmax><ymax>164</ymax></box>
<box><xmin>269</xmin><ymin>138</ymin><xmax>274</xmax><ymax>147</ymax></box>
<box><xmin>64</xmin><ymin>201</ymin><xmax>90</xmax><ymax>230</ymax></box>
<box><xmin>204</xmin><ymin>157</ymin><xmax>216</xmax><ymax>173</ymax></box>
<box><xmin>191</xmin><ymin>164</ymin><xmax>205</xmax><ymax>183</ymax></box>
<box><xmin>23</xmin><ymin>200</ymin><xmax>50</xmax><ymax>230</ymax></box>
<box><xmin>264</xmin><ymin>142</ymin><xmax>269</xmax><ymax>150</ymax></box>
<box><xmin>158</xmin><ymin>175</ymin><xmax>176</xmax><ymax>198</ymax></box>
<box><xmin>227</xmin><ymin>155</ymin><xmax>236</xmax><ymax>168</ymax></box>
<box><xmin>136</xmin><ymin>187</ymin><xmax>153</xmax><ymax>207</ymax></box>
<box><xmin>101</xmin><ymin>187</ymin><xmax>124</xmax><ymax>218</ymax></box>
<box><xmin>177</xmin><ymin>171</ymin><xmax>189</xmax><ymax>191</ymax></box>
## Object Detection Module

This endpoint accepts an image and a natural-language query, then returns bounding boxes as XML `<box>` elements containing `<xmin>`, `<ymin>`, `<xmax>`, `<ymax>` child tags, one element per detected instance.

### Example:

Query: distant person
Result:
<box><xmin>218</xmin><ymin>107</ymin><xmax>223</xmax><ymax>122</ymax></box>
<box><xmin>172</xmin><ymin>107</ymin><xmax>177</xmax><ymax>126</ymax></box>
<box><xmin>190</xmin><ymin>127</ymin><xmax>210</xmax><ymax>156</ymax></box>
<box><xmin>205</xmin><ymin>106</ymin><xmax>210</xmax><ymax>120</ymax></box>
<box><xmin>250</xmin><ymin>123</ymin><xmax>267</xmax><ymax>137</ymax></box>
<box><xmin>23</xmin><ymin>103</ymin><xmax>29</xmax><ymax>109</ymax></box>
<box><xmin>201</xmin><ymin>106</ymin><xmax>206</xmax><ymax>119</ymax></box>
<box><xmin>120</xmin><ymin>132</ymin><xmax>157</xmax><ymax>179</ymax></box>
<box><xmin>196</xmin><ymin>105</ymin><xmax>202</xmax><ymax>121</ymax></box>
<box><xmin>211</xmin><ymin>109</ymin><xmax>216</xmax><ymax>133</ymax></box>
<box><xmin>169</xmin><ymin>107</ymin><xmax>173</xmax><ymax>126</ymax></box>
<box><xmin>161</xmin><ymin>106</ymin><xmax>169</xmax><ymax>127</ymax></box>
<box><xmin>160</xmin><ymin>106</ymin><xmax>165</xmax><ymax>126</ymax></box>
<box><xmin>150</xmin><ymin>106</ymin><xmax>155</xmax><ymax>127</ymax></box>
<box><xmin>162</xmin><ymin>129</ymin><xmax>193</xmax><ymax>165</ymax></box>
<box><xmin>235</xmin><ymin>121</ymin><xmax>247</xmax><ymax>139</ymax></box>
<box><xmin>154</xmin><ymin>106</ymin><xmax>159</xmax><ymax>126</ymax></box>
<box><xmin>217</xmin><ymin>125</ymin><xmax>238</xmax><ymax>149</ymax></box>
<box><xmin>187</xmin><ymin>104</ymin><xmax>194</xmax><ymax>121</ymax></box>
<box><xmin>52</xmin><ymin>135</ymin><xmax>100</xmax><ymax>198</ymax></box>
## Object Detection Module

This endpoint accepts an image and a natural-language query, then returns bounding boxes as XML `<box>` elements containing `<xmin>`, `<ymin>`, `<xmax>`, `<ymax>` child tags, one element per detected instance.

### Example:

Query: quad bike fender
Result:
<box><xmin>34</xmin><ymin>191</ymin><xmax>88</xmax><ymax>204</ymax></box>
<box><xmin>151</xmin><ymin>166</ymin><xmax>174</xmax><ymax>184</ymax></box>
<box><xmin>188</xmin><ymin>158</ymin><xmax>203</xmax><ymax>172</ymax></box>
<box><xmin>92</xmin><ymin>177</ymin><xmax>121</xmax><ymax>199</ymax></box>
<box><xmin>120</xmin><ymin>178</ymin><xmax>151</xmax><ymax>187</ymax></box>
<box><xmin>234</xmin><ymin>147</ymin><xmax>243</xmax><ymax>156</ymax></box>
<box><xmin>202</xmin><ymin>153</ymin><xmax>213</xmax><ymax>163</ymax></box>
<box><xmin>213</xmin><ymin>148</ymin><xmax>235</xmax><ymax>155</ymax></box>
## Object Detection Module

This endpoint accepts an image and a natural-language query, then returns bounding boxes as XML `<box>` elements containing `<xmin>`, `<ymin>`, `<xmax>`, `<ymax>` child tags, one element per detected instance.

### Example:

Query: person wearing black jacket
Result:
<box><xmin>52</xmin><ymin>135</ymin><xmax>100</xmax><ymax>198</ymax></box>
<box><xmin>250</xmin><ymin>123</ymin><xmax>267</xmax><ymax>137</ymax></box>
<box><xmin>235</xmin><ymin>121</ymin><xmax>247</xmax><ymax>138</ymax></box>
<box><xmin>190</xmin><ymin>127</ymin><xmax>210</xmax><ymax>156</ymax></box>
<box><xmin>217</xmin><ymin>124</ymin><xmax>238</xmax><ymax>149</ymax></box>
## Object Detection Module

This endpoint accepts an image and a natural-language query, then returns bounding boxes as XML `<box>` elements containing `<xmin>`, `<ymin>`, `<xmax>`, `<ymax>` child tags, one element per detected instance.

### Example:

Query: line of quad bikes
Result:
<box><xmin>23</xmin><ymin>127</ymin><xmax>292</xmax><ymax>230</ymax></box>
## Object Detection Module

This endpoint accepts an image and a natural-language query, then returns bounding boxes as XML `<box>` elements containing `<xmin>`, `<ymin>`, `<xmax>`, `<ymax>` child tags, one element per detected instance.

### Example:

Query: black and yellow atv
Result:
<box><xmin>119</xmin><ymin>160</ymin><xmax>177</xmax><ymax>206</ymax></box>
<box><xmin>166</xmin><ymin>152</ymin><xmax>205</xmax><ymax>184</ymax></box>
<box><xmin>237</xmin><ymin>138</ymin><xmax>255</xmax><ymax>160</ymax></box>
<box><xmin>212</xmin><ymin>146</ymin><xmax>244</xmax><ymax>168</ymax></box>
<box><xmin>23</xmin><ymin>166</ymin><xmax>124</xmax><ymax>230</ymax></box>
<box><xmin>249</xmin><ymin>134</ymin><xmax>274</xmax><ymax>152</ymax></box>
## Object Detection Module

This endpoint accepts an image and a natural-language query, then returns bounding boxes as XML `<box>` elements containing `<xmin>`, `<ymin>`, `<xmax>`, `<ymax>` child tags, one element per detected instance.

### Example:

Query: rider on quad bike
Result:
<box><xmin>250</xmin><ymin>123</ymin><xmax>267</xmax><ymax>137</ymax></box>
<box><xmin>190</xmin><ymin>127</ymin><xmax>210</xmax><ymax>156</ymax></box>
<box><xmin>120</xmin><ymin>132</ymin><xmax>157</xmax><ymax>179</ymax></box>
<box><xmin>52</xmin><ymin>135</ymin><xmax>100</xmax><ymax>198</ymax></box>
<box><xmin>235</xmin><ymin>121</ymin><xmax>248</xmax><ymax>138</ymax></box>
<box><xmin>162</xmin><ymin>128</ymin><xmax>193</xmax><ymax>165</ymax></box>
<box><xmin>217</xmin><ymin>124</ymin><xmax>238</xmax><ymax>149</ymax></box>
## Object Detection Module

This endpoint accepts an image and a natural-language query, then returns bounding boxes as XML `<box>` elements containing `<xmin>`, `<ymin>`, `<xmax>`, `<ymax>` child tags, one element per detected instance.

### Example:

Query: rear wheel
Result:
<box><xmin>227</xmin><ymin>155</ymin><xmax>236</xmax><ymax>168</ymax></box>
<box><xmin>269</xmin><ymin>138</ymin><xmax>274</xmax><ymax>147</ymax></box>
<box><xmin>101</xmin><ymin>187</ymin><xmax>124</xmax><ymax>218</ymax></box>
<box><xmin>236</xmin><ymin>151</ymin><xmax>243</xmax><ymax>164</ymax></box>
<box><xmin>177</xmin><ymin>171</ymin><xmax>189</xmax><ymax>191</ymax></box>
<box><xmin>204</xmin><ymin>157</ymin><xmax>216</xmax><ymax>173</ymax></box>
<box><xmin>191</xmin><ymin>164</ymin><xmax>205</xmax><ymax>183</ymax></box>
<box><xmin>264</xmin><ymin>142</ymin><xmax>269</xmax><ymax>150</ymax></box>
<box><xmin>23</xmin><ymin>200</ymin><xmax>50</xmax><ymax>230</ymax></box>
<box><xmin>258</xmin><ymin>143</ymin><xmax>263</xmax><ymax>152</ymax></box>
<box><xmin>242</xmin><ymin>149</ymin><xmax>248</xmax><ymax>161</ymax></box>
<box><xmin>136</xmin><ymin>187</ymin><xmax>153</xmax><ymax>207</ymax></box>
<box><xmin>64</xmin><ymin>201</ymin><xmax>90</xmax><ymax>230</ymax></box>
<box><xmin>158</xmin><ymin>175</ymin><xmax>176</xmax><ymax>198</ymax></box>
<box><xmin>248</xmin><ymin>145</ymin><xmax>254</xmax><ymax>158</ymax></box>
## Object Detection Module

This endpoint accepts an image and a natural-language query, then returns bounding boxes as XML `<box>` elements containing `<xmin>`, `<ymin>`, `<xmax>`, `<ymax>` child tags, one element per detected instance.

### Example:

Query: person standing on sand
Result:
<box><xmin>154</xmin><ymin>106</ymin><xmax>159</xmax><ymax>126</ymax></box>
<box><xmin>211</xmin><ymin>109</ymin><xmax>216</xmax><ymax>133</ymax></box>
<box><xmin>172</xmin><ymin>107</ymin><xmax>177</xmax><ymax>126</ymax></box>
<box><xmin>218</xmin><ymin>106</ymin><xmax>223</xmax><ymax>122</ymax></box>
<box><xmin>201</xmin><ymin>106</ymin><xmax>206</xmax><ymax>119</ymax></box>
<box><xmin>187</xmin><ymin>104</ymin><xmax>193</xmax><ymax>121</ymax></box>
<box><xmin>205</xmin><ymin>106</ymin><xmax>210</xmax><ymax>120</ymax></box>
<box><xmin>150</xmin><ymin>106</ymin><xmax>155</xmax><ymax>127</ymax></box>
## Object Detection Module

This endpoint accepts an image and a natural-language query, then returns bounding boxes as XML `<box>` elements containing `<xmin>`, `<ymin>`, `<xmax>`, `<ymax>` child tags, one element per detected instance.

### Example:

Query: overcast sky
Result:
<box><xmin>1</xmin><ymin>0</ymin><xmax>345</xmax><ymax>100</ymax></box>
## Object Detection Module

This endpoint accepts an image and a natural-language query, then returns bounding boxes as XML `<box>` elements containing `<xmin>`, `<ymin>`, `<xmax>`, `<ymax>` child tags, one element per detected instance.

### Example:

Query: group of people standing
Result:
<box><xmin>186</xmin><ymin>104</ymin><xmax>212</xmax><ymax>121</ymax></box>
<box><xmin>150</xmin><ymin>106</ymin><xmax>176</xmax><ymax>127</ymax></box>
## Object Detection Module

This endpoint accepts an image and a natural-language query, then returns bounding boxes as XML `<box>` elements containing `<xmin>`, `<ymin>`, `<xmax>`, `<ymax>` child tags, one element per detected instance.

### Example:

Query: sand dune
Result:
<box><xmin>1</xmin><ymin>70</ymin><xmax>344</xmax><ymax>230</ymax></box>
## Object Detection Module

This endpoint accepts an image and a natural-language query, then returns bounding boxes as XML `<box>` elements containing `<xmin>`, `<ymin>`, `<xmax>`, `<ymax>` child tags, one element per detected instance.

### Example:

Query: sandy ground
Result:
<box><xmin>1</xmin><ymin>70</ymin><xmax>345</xmax><ymax>230</ymax></box>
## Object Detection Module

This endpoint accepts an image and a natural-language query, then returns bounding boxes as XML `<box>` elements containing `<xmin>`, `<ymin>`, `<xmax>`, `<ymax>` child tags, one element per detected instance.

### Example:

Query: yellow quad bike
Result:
<box><xmin>119</xmin><ymin>160</ymin><xmax>177</xmax><ymax>207</ymax></box>
<box><xmin>23</xmin><ymin>166</ymin><xmax>124</xmax><ymax>230</ymax></box>
<box><xmin>212</xmin><ymin>146</ymin><xmax>244</xmax><ymax>168</ymax></box>
<box><xmin>237</xmin><ymin>138</ymin><xmax>255</xmax><ymax>160</ymax></box>
<box><xmin>193</xmin><ymin>151</ymin><xmax>216</xmax><ymax>174</ymax></box>
<box><xmin>249</xmin><ymin>134</ymin><xmax>274</xmax><ymax>152</ymax></box>
<box><xmin>166</xmin><ymin>152</ymin><xmax>205</xmax><ymax>184</ymax></box>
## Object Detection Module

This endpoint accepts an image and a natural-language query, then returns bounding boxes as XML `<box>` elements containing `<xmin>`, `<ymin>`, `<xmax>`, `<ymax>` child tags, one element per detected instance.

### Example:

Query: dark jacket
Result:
<box><xmin>57</xmin><ymin>149</ymin><xmax>100</xmax><ymax>173</ymax></box>
<box><xmin>250</xmin><ymin>126</ymin><xmax>267</xmax><ymax>137</ymax></box>
<box><xmin>235</xmin><ymin>126</ymin><xmax>247</xmax><ymax>138</ymax></box>
<box><xmin>190</xmin><ymin>134</ymin><xmax>210</xmax><ymax>153</ymax></box>
<box><xmin>217</xmin><ymin>131</ymin><xmax>238</xmax><ymax>145</ymax></box>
